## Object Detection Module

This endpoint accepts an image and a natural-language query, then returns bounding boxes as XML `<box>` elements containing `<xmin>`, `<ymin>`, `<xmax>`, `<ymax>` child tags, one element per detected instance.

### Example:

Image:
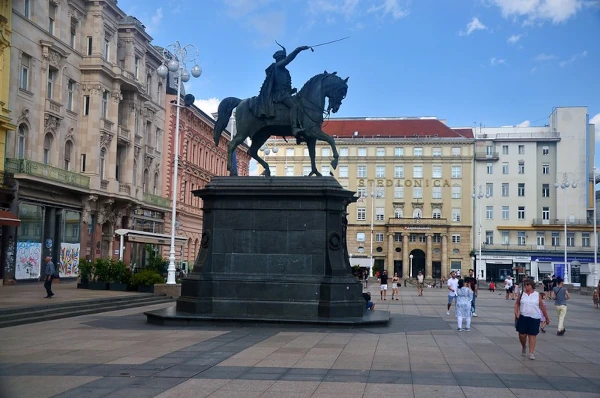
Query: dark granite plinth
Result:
<box><xmin>145</xmin><ymin>305</ymin><xmax>391</xmax><ymax>326</ymax></box>
<box><xmin>146</xmin><ymin>177</ymin><xmax>389</xmax><ymax>326</ymax></box>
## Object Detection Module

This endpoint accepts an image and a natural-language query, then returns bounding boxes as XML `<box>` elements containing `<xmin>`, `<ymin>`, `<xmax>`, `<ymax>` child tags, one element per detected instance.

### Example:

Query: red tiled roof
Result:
<box><xmin>321</xmin><ymin>118</ymin><xmax>473</xmax><ymax>139</ymax></box>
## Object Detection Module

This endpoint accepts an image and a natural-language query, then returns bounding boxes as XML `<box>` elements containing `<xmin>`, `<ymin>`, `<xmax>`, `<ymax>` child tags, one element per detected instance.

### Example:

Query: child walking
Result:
<box><xmin>539</xmin><ymin>292</ymin><xmax>548</xmax><ymax>333</ymax></box>
<box><xmin>456</xmin><ymin>279</ymin><xmax>474</xmax><ymax>332</ymax></box>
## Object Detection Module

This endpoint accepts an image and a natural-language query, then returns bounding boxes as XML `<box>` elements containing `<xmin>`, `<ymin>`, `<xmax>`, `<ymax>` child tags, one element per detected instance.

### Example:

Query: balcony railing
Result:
<box><xmin>474</xmin><ymin>151</ymin><xmax>499</xmax><ymax>160</ymax></box>
<box><xmin>118</xmin><ymin>182</ymin><xmax>131</xmax><ymax>195</ymax></box>
<box><xmin>45</xmin><ymin>98</ymin><xmax>62</xmax><ymax>115</ymax></box>
<box><xmin>143</xmin><ymin>192</ymin><xmax>170</xmax><ymax>208</ymax></box>
<box><xmin>5</xmin><ymin>158</ymin><xmax>90</xmax><ymax>189</ymax></box>
<box><xmin>531</xmin><ymin>218</ymin><xmax>592</xmax><ymax>226</ymax></box>
<box><xmin>387</xmin><ymin>217</ymin><xmax>448</xmax><ymax>226</ymax></box>
<box><xmin>118</xmin><ymin>125</ymin><xmax>130</xmax><ymax>142</ymax></box>
<box><xmin>101</xmin><ymin>118</ymin><xmax>114</xmax><ymax>132</ymax></box>
<box><xmin>100</xmin><ymin>180</ymin><xmax>109</xmax><ymax>190</ymax></box>
<box><xmin>145</xmin><ymin>145</ymin><xmax>156</xmax><ymax>157</ymax></box>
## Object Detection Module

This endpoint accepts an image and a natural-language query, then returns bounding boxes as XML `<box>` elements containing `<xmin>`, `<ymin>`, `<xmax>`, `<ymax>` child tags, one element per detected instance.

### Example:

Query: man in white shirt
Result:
<box><xmin>446</xmin><ymin>271</ymin><xmax>458</xmax><ymax>315</ymax></box>
<box><xmin>505</xmin><ymin>276</ymin><xmax>514</xmax><ymax>300</ymax></box>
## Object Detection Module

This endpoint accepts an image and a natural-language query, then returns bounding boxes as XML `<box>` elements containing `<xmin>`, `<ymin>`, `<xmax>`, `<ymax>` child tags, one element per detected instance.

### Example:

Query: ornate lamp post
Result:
<box><xmin>472</xmin><ymin>185</ymin><xmax>489</xmax><ymax>280</ymax></box>
<box><xmin>554</xmin><ymin>172</ymin><xmax>578</xmax><ymax>284</ymax></box>
<box><xmin>156</xmin><ymin>41</ymin><xmax>202</xmax><ymax>285</ymax></box>
<box><xmin>409</xmin><ymin>254</ymin><xmax>414</xmax><ymax>278</ymax></box>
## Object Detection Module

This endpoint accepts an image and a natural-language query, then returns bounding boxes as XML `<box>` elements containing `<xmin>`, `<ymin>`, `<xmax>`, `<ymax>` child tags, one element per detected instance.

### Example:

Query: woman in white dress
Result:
<box><xmin>455</xmin><ymin>279</ymin><xmax>473</xmax><ymax>332</ymax></box>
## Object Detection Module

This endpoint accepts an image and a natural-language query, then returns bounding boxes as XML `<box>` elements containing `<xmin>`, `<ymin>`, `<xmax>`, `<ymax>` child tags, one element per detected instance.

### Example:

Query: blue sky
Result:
<box><xmin>119</xmin><ymin>0</ymin><xmax>600</xmax><ymax>153</ymax></box>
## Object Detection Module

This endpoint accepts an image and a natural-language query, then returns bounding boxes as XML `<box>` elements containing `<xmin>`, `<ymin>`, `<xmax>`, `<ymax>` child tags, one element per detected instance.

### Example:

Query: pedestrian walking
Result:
<box><xmin>416</xmin><ymin>271</ymin><xmax>424</xmax><ymax>296</ymax></box>
<box><xmin>593</xmin><ymin>289</ymin><xmax>599</xmax><ymax>309</ymax></box>
<box><xmin>43</xmin><ymin>256</ymin><xmax>55</xmax><ymax>298</ymax></box>
<box><xmin>468</xmin><ymin>269</ymin><xmax>478</xmax><ymax>317</ymax></box>
<box><xmin>552</xmin><ymin>277</ymin><xmax>570</xmax><ymax>336</ymax></box>
<box><xmin>391</xmin><ymin>272</ymin><xmax>400</xmax><ymax>300</ymax></box>
<box><xmin>456</xmin><ymin>279</ymin><xmax>473</xmax><ymax>331</ymax></box>
<box><xmin>446</xmin><ymin>271</ymin><xmax>458</xmax><ymax>315</ymax></box>
<box><xmin>505</xmin><ymin>275</ymin><xmax>514</xmax><ymax>300</ymax></box>
<box><xmin>515</xmin><ymin>280</ymin><xmax>550</xmax><ymax>360</ymax></box>
<box><xmin>379</xmin><ymin>270</ymin><xmax>388</xmax><ymax>300</ymax></box>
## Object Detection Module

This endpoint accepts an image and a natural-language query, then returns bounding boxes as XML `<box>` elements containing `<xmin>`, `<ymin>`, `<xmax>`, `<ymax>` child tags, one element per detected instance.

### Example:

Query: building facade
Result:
<box><xmin>4</xmin><ymin>0</ymin><xmax>172</xmax><ymax>281</ymax></box>
<box><xmin>161</xmin><ymin>92</ymin><xmax>250</xmax><ymax>271</ymax></box>
<box><xmin>264</xmin><ymin>118</ymin><xmax>475</xmax><ymax>278</ymax></box>
<box><xmin>473</xmin><ymin>107</ymin><xmax>596</xmax><ymax>285</ymax></box>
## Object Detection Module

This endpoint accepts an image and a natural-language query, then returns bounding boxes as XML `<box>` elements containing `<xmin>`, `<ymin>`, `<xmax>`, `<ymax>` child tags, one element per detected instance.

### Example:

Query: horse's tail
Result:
<box><xmin>213</xmin><ymin>97</ymin><xmax>241</xmax><ymax>146</ymax></box>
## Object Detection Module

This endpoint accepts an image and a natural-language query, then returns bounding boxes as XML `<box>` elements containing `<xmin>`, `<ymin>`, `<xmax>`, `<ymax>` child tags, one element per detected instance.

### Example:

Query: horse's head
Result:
<box><xmin>322</xmin><ymin>73</ymin><xmax>349</xmax><ymax>114</ymax></box>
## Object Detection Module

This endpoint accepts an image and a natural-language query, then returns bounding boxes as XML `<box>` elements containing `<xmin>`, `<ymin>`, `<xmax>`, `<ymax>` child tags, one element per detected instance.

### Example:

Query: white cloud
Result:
<box><xmin>308</xmin><ymin>0</ymin><xmax>360</xmax><ymax>18</ymax></box>
<box><xmin>559</xmin><ymin>50</ymin><xmax>588</xmax><ymax>66</ymax></box>
<box><xmin>459</xmin><ymin>17</ymin><xmax>487</xmax><ymax>36</ymax></box>
<box><xmin>507</xmin><ymin>34</ymin><xmax>522</xmax><ymax>43</ymax></box>
<box><xmin>591</xmin><ymin>113</ymin><xmax>600</xmax><ymax>141</ymax></box>
<box><xmin>368</xmin><ymin>0</ymin><xmax>410</xmax><ymax>20</ymax></box>
<box><xmin>490</xmin><ymin>0</ymin><xmax>583</xmax><ymax>24</ymax></box>
<box><xmin>517</xmin><ymin>120</ymin><xmax>531</xmax><ymax>127</ymax></box>
<box><xmin>534</xmin><ymin>53</ymin><xmax>557</xmax><ymax>61</ymax></box>
<box><xmin>194</xmin><ymin>97</ymin><xmax>220</xmax><ymax>117</ymax></box>
<box><xmin>145</xmin><ymin>8</ymin><xmax>163</xmax><ymax>35</ymax></box>
<box><xmin>490</xmin><ymin>57</ymin><xmax>507</xmax><ymax>66</ymax></box>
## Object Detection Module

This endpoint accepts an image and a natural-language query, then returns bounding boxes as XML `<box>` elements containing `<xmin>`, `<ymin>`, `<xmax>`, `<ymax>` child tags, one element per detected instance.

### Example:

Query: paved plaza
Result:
<box><xmin>0</xmin><ymin>285</ymin><xmax>599</xmax><ymax>398</ymax></box>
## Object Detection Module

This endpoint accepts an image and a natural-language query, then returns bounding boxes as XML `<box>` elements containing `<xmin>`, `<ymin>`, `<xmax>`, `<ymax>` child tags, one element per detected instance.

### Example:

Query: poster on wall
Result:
<box><xmin>59</xmin><ymin>243</ymin><xmax>80</xmax><ymax>278</ymax></box>
<box><xmin>15</xmin><ymin>241</ymin><xmax>42</xmax><ymax>280</ymax></box>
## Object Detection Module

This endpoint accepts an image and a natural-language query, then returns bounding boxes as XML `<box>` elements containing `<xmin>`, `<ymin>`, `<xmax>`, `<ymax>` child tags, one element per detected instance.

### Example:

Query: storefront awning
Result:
<box><xmin>580</xmin><ymin>264</ymin><xmax>591</xmax><ymax>274</ymax></box>
<box><xmin>115</xmin><ymin>229</ymin><xmax>187</xmax><ymax>246</ymax></box>
<box><xmin>349</xmin><ymin>257</ymin><xmax>373</xmax><ymax>268</ymax></box>
<box><xmin>0</xmin><ymin>210</ymin><xmax>20</xmax><ymax>227</ymax></box>
<box><xmin>537</xmin><ymin>262</ymin><xmax>553</xmax><ymax>273</ymax></box>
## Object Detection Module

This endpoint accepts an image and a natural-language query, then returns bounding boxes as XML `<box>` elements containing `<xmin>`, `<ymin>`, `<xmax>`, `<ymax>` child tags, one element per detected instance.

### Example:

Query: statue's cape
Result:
<box><xmin>250</xmin><ymin>64</ymin><xmax>277</xmax><ymax>118</ymax></box>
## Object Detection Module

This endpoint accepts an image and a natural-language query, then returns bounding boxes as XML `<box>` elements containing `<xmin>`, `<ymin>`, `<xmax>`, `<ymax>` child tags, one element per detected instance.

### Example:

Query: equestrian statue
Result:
<box><xmin>213</xmin><ymin>42</ymin><xmax>349</xmax><ymax>177</ymax></box>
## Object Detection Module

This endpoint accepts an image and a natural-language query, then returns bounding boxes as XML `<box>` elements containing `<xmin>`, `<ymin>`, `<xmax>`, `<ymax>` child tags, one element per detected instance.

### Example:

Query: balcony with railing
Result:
<box><xmin>143</xmin><ymin>192</ymin><xmax>170</xmax><ymax>208</ymax></box>
<box><xmin>5</xmin><ymin>158</ymin><xmax>90</xmax><ymax>189</ymax></box>
<box><xmin>101</xmin><ymin>118</ymin><xmax>114</xmax><ymax>133</ymax></box>
<box><xmin>474</xmin><ymin>151</ymin><xmax>499</xmax><ymax>161</ymax></box>
<box><xmin>145</xmin><ymin>145</ymin><xmax>156</xmax><ymax>157</ymax></box>
<box><xmin>387</xmin><ymin>217</ymin><xmax>448</xmax><ymax>226</ymax></box>
<box><xmin>117</xmin><ymin>125</ymin><xmax>131</xmax><ymax>143</ymax></box>
<box><xmin>531</xmin><ymin>218</ymin><xmax>592</xmax><ymax>226</ymax></box>
<box><xmin>118</xmin><ymin>182</ymin><xmax>131</xmax><ymax>195</ymax></box>
<box><xmin>45</xmin><ymin>98</ymin><xmax>62</xmax><ymax>116</ymax></box>
<box><xmin>135</xmin><ymin>134</ymin><xmax>142</xmax><ymax>146</ymax></box>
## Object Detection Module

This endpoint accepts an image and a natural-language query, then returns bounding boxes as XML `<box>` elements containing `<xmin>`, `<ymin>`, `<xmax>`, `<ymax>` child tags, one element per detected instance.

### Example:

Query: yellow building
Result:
<box><xmin>0</xmin><ymin>0</ymin><xmax>16</xmax><ymax>173</ymax></box>
<box><xmin>263</xmin><ymin>118</ymin><xmax>475</xmax><ymax>279</ymax></box>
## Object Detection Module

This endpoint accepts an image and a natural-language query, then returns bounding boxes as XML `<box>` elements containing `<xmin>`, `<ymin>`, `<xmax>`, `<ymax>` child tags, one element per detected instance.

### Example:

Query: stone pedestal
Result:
<box><xmin>145</xmin><ymin>177</ymin><xmax>389</xmax><ymax>326</ymax></box>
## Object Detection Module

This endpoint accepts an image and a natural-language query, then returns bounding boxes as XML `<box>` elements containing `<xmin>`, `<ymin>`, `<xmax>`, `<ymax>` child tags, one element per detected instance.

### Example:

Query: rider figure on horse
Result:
<box><xmin>256</xmin><ymin>43</ymin><xmax>311</xmax><ymax>138</ymax></box>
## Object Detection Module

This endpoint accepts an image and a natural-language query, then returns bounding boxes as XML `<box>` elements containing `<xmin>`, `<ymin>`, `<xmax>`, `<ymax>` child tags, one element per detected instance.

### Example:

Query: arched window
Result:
<box><xmin>133</xmin><ymin>160</ymin><xmax>137</xmax><ymax>187</ymax></box>
<box><xmin>17</xmin><ymin>124</ymin><xmax>27</xmax><ymax>159</ymax></box>
<box><xmin>64</xmin><ymin>140</ymin><xmax>73</xmax><ymax>170</ymax></box>
<box><xmin>153</xmin><ymin>172</ymin><xmax>159</xmax><ymax>195</ymax></box>
<box><xmin>99</xmin><ymin>148</ymin><xmax>106</xmax><ymax>180</ymax></box>
<box><xmin>143</xmin><ymin>169</ymin><xmax>149</xmax><ymax>193</ymax></box>
<box><xmin>412</xmin><ymin>208</ymin><xmax>422</xmax><ymax>218</ymax></box>
<box><xmin>43</xmin><ymin>133</ymin><xmax>53</xmax><ymax>164</ymax></box>
<box><xmin>394</xmin><ymin>208</ymin><xmax>403</xmax><ymax>218</ymax></box>
<box><xmin>432</xmin><ymin>208</ymin><xmax>442</xmax><ymax>219</ymax></box>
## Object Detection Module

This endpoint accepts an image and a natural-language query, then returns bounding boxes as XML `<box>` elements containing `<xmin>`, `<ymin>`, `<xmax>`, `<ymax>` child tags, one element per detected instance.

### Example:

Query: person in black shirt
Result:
<box><xmin>380</xmin><ymin>270</ymin><xmax>389</xmax><ymax>300</ymax></box>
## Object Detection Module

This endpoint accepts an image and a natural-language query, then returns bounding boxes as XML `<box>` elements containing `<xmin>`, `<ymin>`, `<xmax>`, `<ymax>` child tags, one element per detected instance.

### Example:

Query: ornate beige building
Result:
<box><xmin>263</xmin><ymin>118</ymin><xmax>475</xmax><ymax>278</ymax></box>
<box><xmin>4</xmin><ymin>0</ymin><xmax>171</xmax><ymax>280</ymax></box>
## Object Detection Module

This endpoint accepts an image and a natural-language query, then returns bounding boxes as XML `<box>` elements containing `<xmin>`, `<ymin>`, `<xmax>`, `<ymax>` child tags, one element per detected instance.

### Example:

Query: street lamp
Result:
<box><xmin>156</xmin><ymin>41</ymin><xmax>202</xmax><ymax>285</ymax></box>
<box><xmin>259</xmin><ymin>144</ymin><xmax>278</xmax><ymax>175</ymax></box>
<box><xmin>472</xmin><ymin>185</ymin><xmax>489</xmax><ymax>281</ymax></box>
<box><xmin>554</xmin><ymin>172</ymin><xmax>578</xmax><ymax>284</ymax></box>
<box><xmin>593</xmin><ymin>167</ymin><xmax>598</xmax><ymax>288</ymax></box>
<box><xmin>369</xmin><ymin>190</ymin><xmax>383</xmax><ymax>275</ymax></box>
<box><xmin>409</xmin><ymin>254</ymin><xmax>414</xmax><ymax>278</ymax></box>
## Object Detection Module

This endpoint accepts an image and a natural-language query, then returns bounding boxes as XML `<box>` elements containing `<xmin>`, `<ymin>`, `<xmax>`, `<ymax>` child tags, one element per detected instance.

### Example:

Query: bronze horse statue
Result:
<box><xmin>213</xmin><ymin>71</ymin><xmax>349</xmax><ymax>176</ymax></box>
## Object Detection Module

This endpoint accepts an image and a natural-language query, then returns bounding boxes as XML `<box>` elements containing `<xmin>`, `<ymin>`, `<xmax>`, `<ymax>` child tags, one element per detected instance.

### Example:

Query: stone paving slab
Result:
<box><xmin>0</xmin><ymin>287</ymin><xmax>599</xmax><ymax>397</ymax></box>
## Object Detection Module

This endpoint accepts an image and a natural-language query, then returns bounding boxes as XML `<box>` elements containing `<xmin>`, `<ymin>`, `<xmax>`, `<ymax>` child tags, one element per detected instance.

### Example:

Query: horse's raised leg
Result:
<box><xmin>248</xmin><ymin>134</ymin><xmax>272</xmax><ymax>176</ymax></box>
<box><xmin>306</xmin><ymin>138</ymin><xmax>322</xmax><ymax>177</ymax></box>
<box><xmin>312</xmin><ymin>129</ymin><xmax>339</xmax><ymax>172</ymax></box>
<box><xmin>227</xmin><ymin>133</ymin><xmax>247</xmax><ymax>176</ymax></box>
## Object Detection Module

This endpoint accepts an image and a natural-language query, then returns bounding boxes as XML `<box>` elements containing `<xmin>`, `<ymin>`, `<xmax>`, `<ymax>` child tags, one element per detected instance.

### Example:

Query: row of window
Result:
<box><xmin>281</xmin><ymin>164</ymin><xmax>464</xmax><ymax>179</ymax></box>
<box><xmin>485</xmin><ymin>144</ymin><xmax>550</xmax><ymax>156</ymax></box>
<box><xmin>284</xmin><ymin>146</ymin><xmax>463</xmax><ymax>158</ymax></box>
<box><xmin>357</xmin><ymin>230</ymin><xmax>592</xmax><ymax>248</ymax></box>
<box><xmin>485</xmin><ymin>158</ymin><xmax>550</xmax><ymax>175</ymax></box>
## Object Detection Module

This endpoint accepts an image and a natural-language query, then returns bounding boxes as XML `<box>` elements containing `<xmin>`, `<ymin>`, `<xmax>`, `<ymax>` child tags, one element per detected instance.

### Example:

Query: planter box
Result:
<box><xmin>88</xmin><ymin>281</ymin><xmax>108</xmax><ymax>290</ymax></box>
<box><xmin>77</xmin><ymin>282</ymin><xmax>89</xmax><ymax>289</ymax></box>
<box><xmin>109</xmin><ymin>283</ymin><xmax>128</xmax><ymax>291</ymax></box>
<box><xmin>137</xmin><ymin>285</ymin><xmax>154</xmax><ymax>293</ymax></box>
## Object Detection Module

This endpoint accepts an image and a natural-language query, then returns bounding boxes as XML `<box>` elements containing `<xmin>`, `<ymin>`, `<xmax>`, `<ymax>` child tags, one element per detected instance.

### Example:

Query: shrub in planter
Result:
<box><xmin>88</xmin><ymin>258</ymin><xmax>110</xmax><ymax>290</ymax></box>
<box><xmin>108</xmin><ymin>260</ymin><xmax>130</xmax><ymax>291</ymax></box>
<box><xmin>131</xmin><ymin>270</ymin><xmax>164</xmax><ymax>293</ymax></box>
<box><xmin>77</xmin><ymin>258</ymin><xmax>92</xmax><ymax>289</ymax></box>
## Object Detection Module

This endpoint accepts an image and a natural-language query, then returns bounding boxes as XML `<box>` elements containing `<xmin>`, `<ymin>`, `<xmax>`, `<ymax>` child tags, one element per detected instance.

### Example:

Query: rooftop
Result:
<box><xmin>322</xmin><ymin>118</ymin><xmax>474</xmax><ymax>139</ymax></box>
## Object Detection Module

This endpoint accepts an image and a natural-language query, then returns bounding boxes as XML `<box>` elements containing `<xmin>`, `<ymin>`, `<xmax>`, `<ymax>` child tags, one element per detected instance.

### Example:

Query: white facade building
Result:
<box><xmin>472</xmin><ymin>107</ymin><xmax>596</xmax><ymax>286</ymax></box>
